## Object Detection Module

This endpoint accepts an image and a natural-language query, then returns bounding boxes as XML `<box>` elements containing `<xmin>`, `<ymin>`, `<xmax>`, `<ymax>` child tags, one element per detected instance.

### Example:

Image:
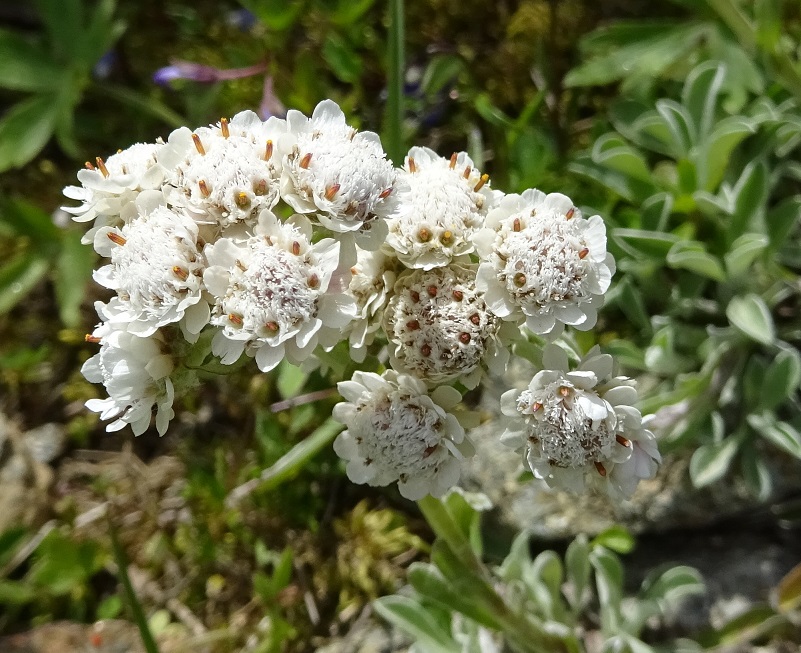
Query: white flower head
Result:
<box><xmin>474</xmin><ymin>190</ymin><xmax>615</xmax><ymax>338</ymax></box>
<box><xmin>92</xmin><ymin>192</ymin><xmax>209</xmax><ymax>342</ymax></box>
<box><xmin>383</xmin><ymin>265</ymin><xmax>514</xmax><ymax>389</ymax></box>
<box><xmin>385</xmin><ymin>147</ymin><xmax>500</xmax><ymax>269</ymax></box>
<box><xmin>281</xmin><ymin>100</ymin><xmax>398</xmax><ymax>252</ymax></box>
<box><xmin>340</xmin><ymin>248</ymin><xmax>399</xmax><ymax>362</ymax></box>
<box><xmin>63</xmin><ymin>141</ymin><xmax>166</xmax><ymax>243</ymax></box>
<box><xmin>500</xmin><ymin>344</ymin><xmax>658</xmax><ymax>497</ymax></box>
<box><xmin>82</xmin><ymin>310</ymin><xmax>176</xmax><ymax>436</ymax></box>
<box><xmin>203</xmin><ymin>211</ymin><xmax>356</xmax><ymax>371</ymax></box>
<box><xmin>160</xmin><ymin>112</ymin><xmax>288</xmax><ymax>229</ymax></box>
<box><xmin>333</xmin><ymin>370</ymin><xmax>473</xmax><ymax>500</ymax></box>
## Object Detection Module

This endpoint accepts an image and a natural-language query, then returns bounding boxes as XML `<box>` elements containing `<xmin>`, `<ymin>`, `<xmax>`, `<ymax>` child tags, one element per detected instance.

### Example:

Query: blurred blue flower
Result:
<box><xmin>153</xmin><ymin>60</ymin><xmax>267</xmax><ymax>86</ymax></box>
<box><xmin>226</xmin><ymin>8</ymin><xmax>257</xmax><ymax>32</ymax></box>
<box><xmin>93</xmin><ymin>50</ymin><xmax>117</xmax><ymax>80</ymax></box>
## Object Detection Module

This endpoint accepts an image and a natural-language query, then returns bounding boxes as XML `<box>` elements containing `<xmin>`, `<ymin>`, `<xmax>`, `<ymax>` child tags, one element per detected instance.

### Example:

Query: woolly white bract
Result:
<box><xmin>333</xmin><ymin>370</ymin><xmax>473</xmax><ymax>500</ymax></box>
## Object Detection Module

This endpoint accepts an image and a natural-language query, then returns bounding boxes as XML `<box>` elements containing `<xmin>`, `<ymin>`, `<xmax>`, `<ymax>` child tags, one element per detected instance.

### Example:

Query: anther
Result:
<box><xmin>95</xmin><ymin>157</ymin><xmax>109</xmax><ymax>177</ymax></box>
<box><xmin>459</xmin><ymin>332</ymin><xmax>470</xmax><ymax>344</ymax></box>
<box><xmin>418</xmin><ymin>227</ymin><xmax>432</xmax><ymax>242</ymax></box>
<box><xmin>265</xmin><ymin>140</ymin><xmax>273</xmax><ymax>161</ymax></box>
<box><xmin>85</xmin><ymin>334</ymin><xmax>101</xmax><ymax>343</ymax></box>
<box><xmin>228</xmin><ymin>313</ymin><xmax>243</xmax><ymax>325</ymax></box>
<box><xmin>220</xmin><ymin>117</ymin><xmax>230</xmax><ymax>138</ymax></box>
<box><xmin>440</xmin><ymin>230</ymin><xmax>454</xmax><ymax>245</ymax></box>
<box><xmin>532</xmin><ymin>402</ymin><xmax>542</xmax><ymax>411</ymax></box>
<box><xmin>299</xmin><ymin>152</ymin><xmax>312</xmax><ymax>169</ymax></box>
<box><xmin>513</xmin><ymin>272</ymin><xmax>526</xmax><ymax>287</ymax></box>
<box><xmin>616</xmin><ymin>435</ymin><xmax>631</xmax><ymax>447</ymax></box>
<box><xmin>410</xmin><ymin>290</ymin><xmax>420</xmax><ymax>303</ymax></box>
<box><xmin>172</xmin><ymin>266</ymin><xmax>189</xmax><ymax>281</ymax></box>
<box><xmin>565</xmin><ymin>207</ymin><xmax>575</xmax><ymax>219</ymax></box>
<box><xmin>292</xmin><ymin>241</ymin><xmax>301</xmax><ymax>256</ymax></box>
<box><xmin>408</xmin><ymin>157</ymin><xmax>417</xmax><ymax>173</ymax></box>
<box><xmin>463</xmin><ymin>166</ymin><xmax>471</xmax><ymax>179</ymax></box>
<box><xmin>198</xmin><ymin>180</ymin><xmax>211</xmax><ymax>197</ymax></box>
<box><xmin>452</xmin><ymin>290</ymin><xmax>463</xmax><ymax>301</ymax></box>
<box><xmin>378</xmin><ymin>187</ymin><xmax>393</xmax><ymax>199</ymax></box>
<box><xmin>253</xmin><ymin>179</ymin><xmax>267</xmax><ymax>196</ymax></box>
<box><xmin>85</xmin><ymin>161</ymin><xmax>95</xmax><ymax>170</ymax></box>
<box><xmin>107</xmin><ymin>232</ymin><xmax>126</xmax><ymax>246</ymax></box>
<box><xmin>474</xmin><ymin>174</ymin><xmax>489</xmax><ymax>192</ymax></box>
<box><xmin>513</xmin><ymin>217</ymin><xmax>522</xmax><ymax>232</ymax></box>
<box><xmin>324</xmin><ymin>184</ymin><xmax>340</xmax><ymax>201</ymax></box>
<box><xmin>235</xmin><ymin>192</ymin><xmax>250</xmax><ymax>209</ymax></box>
<box><xmin>423</xmin><ymin>444</ymin><xmax>438</xmax><ymax>458</ymax></box>
<box><xmin>265</xmin><ymin>321</ymin><xmax>280</xmax><ymax>333</ymax></box>
<box><xmin>594</xmin><ymin>461</ymin><xmax>607</xmax><ymax>477</ymax></box>
<box><xmin>559</xmin><ymin>386</ymin><xmax>571</xmax><ymax>397</ymax></box>
<box><xmin>578</xmin><ymin>247</ymin><xmax>589</xmax><ymax>259</ymax></box>
<box><xmin>308</xmin><ymin>273</ymin><xmax>319</xmax><ymax>288</ymax></box>
<box><xmin>427</xmin><ymin>285</ymin><xmax>437</xmax><ymax>297</ymax></box>
<box><xmin>449</xmin><ymin>152</ymin><xmax>457</xmax><ymax>169</ymax></box>
<box><xmin>469</xmin><ymin>313</ymin><xmax>480</xmax><ymax>325</ymax></box>
<box><xmin>192</xmin><ymin>134</ymin><xmax>206</xmax><ymax>155</ymax></box>
<box><xmin>420</xmin><ymin>344</ymin><xmax>431</xmax><ymax>357</ymax></box>
<box><xmin>406</xmin><ymin>319</ymin><xmax>420</xmax><ymax>331</ymax></box>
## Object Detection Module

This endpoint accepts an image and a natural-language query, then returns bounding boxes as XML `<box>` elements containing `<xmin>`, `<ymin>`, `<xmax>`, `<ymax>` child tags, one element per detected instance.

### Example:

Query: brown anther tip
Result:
<box><xmin>449</xmin><ymin>153</ymin><xmax>458</xmax><ymax>169</ymax></box>
<box><xmin>423</xmin><ymin>444</ymin><xmax>438</xmax><ymax>458</ymax></box>
<box><xmin>265</xmin><ymin>320</ymin><xmax>280</xmax><ymax>333</ymax></box>
<box><xmin>107</xmin><ymin>232</ymin><xmax>126</xmax><ymax>246</ymax></box>
<box><xmin>265</xmin><ymin>140</ymin><xmax>274</xmax><ymax>161</ymax></box>
<box><xmin>408</xmin><ymin>157</ymin><xmax>417</xmax><ymax>173</ymax></box>
<box><xmin>418</xmin><ymin>227</ymin><xmax>432</xmax><ymax>243</ymax></box>
<box><xmin>85</xmin><ymin>334</ymin><xmax>101</xmax><ymax>343</ymax></box>
<box><xmin>84</xmin><ymin>161</ymin><xmax>95</xmax><ymax>170</ymax></box>
<box><xmin>459</xmin><ymin>332</ymin><xmax>471</xmax><ymax>344</ymax></box>
<box><xmin>513</xmin><ymin>272</ymin><xmax>527</xmax><ymax>287</ymax></box>
<box><xmin>532</xmin><ymin>402</ymin><xmax>542</xmax><ymax>411</ymax></box>
<box><xmin>410</xmin><ymin>290</ymin><xmax>420</xmax><ymax>303</ymax></box>
<box><xmin>299</xmin><ymin>152</ymin><xmax>312</xmax><ymax>169</ymax></box>
<box><xmin>235</xmin><ymin>192</ymin><xmax>250</xmax><ymax>208</ymax></box>
<box><xmin>324</xmin><ymin>184</ymin><xmax>341</xmax><ymax>201</ymax></box>
<box><xmin>559</xmin><ymin>386</ymin><xmax>571</xmax><ymax>397</ymax></box>
<box><xmin>406</xmin><ymin>319</ymin><xmax>420</xmax><ymax>331</ymax></box>
<box><xmin>192</xmin><ymin>133</ymin><xmax>206</xmax><ymax>155</ymax></box>
<box><xmin>420</xmin><ymin>343</ymin><xmax>431</xmax><ymax>357</ymax></box>
<box><xmin>513</xmin><ymin>217</ymin><xmax>522</xmax><ymax>232</ymax></box>
<box><xmin>427</xmin><ymin>285</ymin><xmax>437</xmax><ymax>297</ymax></box>
<box><xmin>220</xmin><ymin>117</ymin><xmax>230</xmax><ymax>138</ymax></box>
<box><xmin>350</xmin><ymin>266</ymin><xmax>358</xmax><ymax>275</ymax></box>
<box><xmin>172</xmin><ymin>266</ymin><xmax>189</xmax><ymax>281</ymax></box>
<box><xmin>594</xmin><ymin>461</ymin><xmax>607</xmax><ymax>477</ymax></box>
<box><xmin>95</xmin><ymin>157</ymin><xmax>109</xmax><ymax>177</ymax></box>
<box><xmin>616</xmin><ymin>435</ymin><xmax>631</xmax><ymax>447</ymax></box>
<box><xmin>308</xmin><ymin>273</ymin><xmax>320</xmax><ymax>289</ymax></box>
<box><xmin>469</xmin><ymin>313</ymin><xmax>480</xmax><ymax>325</ymax></box>
<box><xmin>579</xmin><ymin>247</ymin><xmax>590</xmax><ymax>259</ymax></box>
<box><xmin>565</xmin><ymin>207</ymin><xmax>575</xmax><ymax>219</ymax></box>
<box><xmin>463</xmin><ymin>166</ymin><xmax>471</xmax><ymax>179</ymax></box>
<box><xmin>378</xmin><ymin>187</ymin><xmax>393</xmax><ymax>199</ymax></box>
<box><xmin>198</xmin><ymin>180</ymin><xmax>210</xmax><ymax>197</ymax></box>
<box><xmin>253</xmin><ymin>179</ymin><xmax>267</xmax><ymax>196</ymax></box>
<box><xmin>292</xmin><ymin>241</ymin><xmax>301</xmax><ymax>256</ymax></box>
<box><xmin>474</xmin><ymin>173</ymin><xmax>489</xmax><ymax>192</ymax></box>
<box><xmin>228</xmin><ymin>313</ymin><xmax>243</xmax><ymax>325</ymax></box>
<box><xmin>452</xmin><ymin>290</ymin><xmax>464</xmax><ymax>301</ymax></box>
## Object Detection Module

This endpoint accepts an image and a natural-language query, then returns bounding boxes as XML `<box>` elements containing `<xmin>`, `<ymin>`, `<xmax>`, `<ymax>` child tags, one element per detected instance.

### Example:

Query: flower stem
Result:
<box><xmin>384</xmin><ymin>0</ymin><xmax>405</xmax><ymax>164</ymax></box>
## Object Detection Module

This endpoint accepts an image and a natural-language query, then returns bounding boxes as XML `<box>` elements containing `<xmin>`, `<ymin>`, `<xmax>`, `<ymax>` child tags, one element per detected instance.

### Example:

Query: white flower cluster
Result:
<box><xmin>68</xmin><ymin>99</ymin><xmax>658</xmax><ymax>499</ymax></box>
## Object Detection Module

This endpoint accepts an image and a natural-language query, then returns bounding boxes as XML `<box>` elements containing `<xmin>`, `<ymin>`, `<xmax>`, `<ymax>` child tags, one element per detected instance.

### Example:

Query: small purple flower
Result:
<box><xmin>153</xmin><ymin>60</ymin><xmax>267</xmax><ymax>86</ymax></box>
<box><xmin>259</xmin><ymin>76</ymin><xmax>286</xmax><ymax>120</ymax></box>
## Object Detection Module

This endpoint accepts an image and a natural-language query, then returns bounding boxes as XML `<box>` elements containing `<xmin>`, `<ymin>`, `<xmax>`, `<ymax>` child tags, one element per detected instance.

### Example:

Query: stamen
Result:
<box><xmin>463</xmin><ymin>166</ymin><xmax>471</xmax><ymax>179</ymax></box>
<box><xmin>616</xmin><ymin>435</ymin><xmax>631</xmax><ymax>447</ymax></box>
<box><xmin>579</xmin><ymin>247</ymin><xmax>589</xmax><ymax>259</ymax></box>
<box><xmin>473</xmin><ymin>173</ymin><xmax>489</xmax><ymax>192</ymax></box>
<box><xmin>299</xmin><ymin>152</ymin><xmax>312</xmax><ymax>169</ymax></box>
<box><xmin>427</xmin><ymin>285</ymin><xmax>437</xmax><ymax>297</ymax></box>
<box><xmin>192</xmin><ymin>133</ymin><xmax>206</xmax><ymax>155</ymax></box>
<box><xmin>235</xmin><ymin>192</ymin><xmax>250</xmax><ymax>209</ymax></box>
<box><xmin>85</xmin><ymin>334</ymin><xmax>101</xmax><ymax>343</ymax></box>
<box><xmin>449</xmin><ymin>152</ymin><xmax>457</xmax><ymax>169</ymax></box>
<box><xmin>324</xmin><ymin>184</ymin><xmax>340</xmax><ymax>201</ymax></box>
<box><xmin>423</xmin><ymin>444</ymin><xmax>438</xmax><ymax>458</ymax></box>
<box><xmin>292</xmin><ymin>241</ymin><xmax>301</xmax><ymax>256</ymax></box>
<box><xmin>406</xmin><ymin>319</ymin><xmax>420</xmax><ymax>331</ymax></box>
<box><xmin>410</xmin><ymin>290</ymin><xmax>420</xmax><ymax>303</ymax></box>
<box><xmin>532</xmin><ymin>402</ymin><xmax>542</xmax><ymax>411</ymax></box>
<box><xmin>235</xmin><ymin>259</ymin><xmax>247</xmax><ymax>271</ymax></box>
<box><xmin>513</xmin><ymin>218</ymin><xmax>522</xmax><ymax>232</ymax></box>
<box><xmin>84</xmin><ymin>161</ymin><xmax>95</xmax><ymax>170</ymax></box>
<box><xmin>172</xmin><ymin>266</ymin><xmax>189</xmax><ymax>281</ymax></box>
<box><xmin>452</xmin><ymin>290</ymin><xmax>463</xmax><ymax>301</ymax></box>
<box><xmin>228</xmin><ymin>313</ymin><xmax>243</xmax><ymax>325</ymax></box>
<box><xmin>513</xmin><ymin>272</ymin><xmax>527</xmax><ymax>287</ymax></box>
<box><xmin>408</xmin><ymin>157</ymin><xmax>417</xmax><ymax>173</ymax></box>
<box><xmin>378</xmin><ymin>187</ymin><xmax>393</xmax><ymax>199</ymax></box>
<box><xmin>198</xmin><ymin>180</ymin><xmax>211</xmax><ymax>197</ymax></box>
<box><xmin>440</xmin><ymin>230</ymin><xmax>454</xmax><ymax>245</ymax></box>
<box><xmin>253</xmin><ymin>179</ymin><xmax>267</xmax><ymax>196</ymax></box>
<box><xmin>107</xmin><ymin>232</ymin><xmax>126</xmax><ymax>246</ymax></box>
<box><xmin>220</xmin><ymin>117</ymin><xmax>230</xmax><ymax>138</ymax></box>
<box><xmin>565</xmin><ymin>207</ymin><xmax>575</xmax><ymax>219</ymax></box>
<box><xmin>458</xmin><ymin>332</ymin><xmax>470</xmax><ymax>344</ymax></box>
<box><xmin>418</xmin><ymin>227</ymin><xmax>432</xmax><ymax>242</ymax></box>
<box><xmin>308</xmin><ymin>273</ymin><xmax>319</xmax><ymax>288</ymax></box>
<box><xmin>265</xmin><ymin>140</ymin><xmax>273</xmax><ymax>161</ymax></box>
<box><xmin>265</xmin><ymin>321</ymin><xmax>280</xmax><ymax>333</ymax></box>
<box><xmin>594</xmin><ymin>461</ymin><xmax>607</xmax><ymax>477</ymax></box>
<box><xmin>95</xmin><ymin>157</ymin><xmax>109</xmax><ymax>177</ymax></box>
<box><xmin>420</xmin><ymin>343</ymin><xmax>431</xmax><ymax>357</ymax></box>
<box><xmin>559</xmin><ymin>386</ymin><xmax>571</xmax><ymax>397</ymax></box>
<box><xmin>469</xmin><ymin>313</ymin><xmax>480</xmax><ymax>325</ymax></box>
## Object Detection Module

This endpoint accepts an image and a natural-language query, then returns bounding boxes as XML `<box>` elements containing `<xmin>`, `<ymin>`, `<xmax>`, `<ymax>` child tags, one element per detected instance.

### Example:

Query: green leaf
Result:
<box><xmin>473</xmin><ymin>94</ymin><xmax>514</xmax><ymax>130</ymax></box>
<box><xmin>726</xmin><ymin>294</ymin><xmax>775</xmax><ymax>345</ymax></box>
<box><xmin>689</xmin><ymin>436</ymin><xmax>741</xmax><ymax>488</ymax></box>
<box><xmin>0</xmin><ymin>95</ymin><xmax>60</xmax><ymax>172</ymax></box>
<box><xmin>374</xmin><ymin>595</ymin><xmax>459</xmax><ymax>653</ymax></box>
<box><xmin>729</xmin><ymin>161</ymin><xmax>769</xmax><ymax>241</ymax></box>
<box><xmin>0</xmin><ymin>252</ymin><xmax>50</xmax><ymax>315</ymax></box>
<box><xmin>776</xmin><ymin>561</ymin><xmax>801</xmax><ymax>613</ymax></box>
<box><xmin>666</xmin><ymin>241</ymin><xmax>725</xmax><ymax>281</ymax></box>
<box><xmin>591</xmin><ymin>134</ymin><xmax>654</xmax><ymax>185</ymax></box>
<box><xmin>239</xmin><ymin>0</ymin><xmax>304</xmax><ymax>31</ymax></box>
<box><xmin>0</xmin><ymin>579</ymin><xmax>36</xmax><ymax>605</ymax></box>
<box><xmin>747</xmin><ymin>413</ymin><xmax>801</xmax><ymax>460</ymax></box>
<box><xmin>655</xmin><ymin>99</ymin><xmax>695</xmax><ymax>156</ymax></box>
<box><xmin>34</xmin><ymin>0</ymin><xmax>83</xmax><ymax>60</ymax></box>
<box><xmin>614</xmin><ymin>276</ymin><xmax>652</xmax><ymax>334</ymax></box>
<box><xmin>641</xmin><ymin>566</ymin><xmax>704</xmax><ymax>607</ymax></box>
<box><xmin>568</xmin><ymin>157</ymin><xmax>655</xmax><ymax>204</ymax></box>
<box><xmin>758</xmin><ymin>348</ymin><xmax>801</xmax><ymax>411</ymax></box>
<box><xmin>322</xmin><ymin>34</ymin><xmax>362</xmax><ymax>83</ymax></box>
<box><xmin>590</xmin><ymin>547</ymin><xmax>623</xmax><ymax>632</ymax></box>
<box><xmin>724</xmin><ymin>233</ymin><xmax>768</xmax><ymax>277</ymax></box>
<box><xmin>698</xmin><ymin>116</ymin><xmax>755</xmax><ymax>191</ymax></box>
<box><xmin>565</xmin><ymin>535</ymin><xmax>591</xmax><ymax>610</ymax></box>
<box><xmin>332</xmin><ymin>0</ymin><xmax>375</xmax><ymax>25</ymax></box>
<box><xmin>276</xmin><ymin>360</ymin><xmax>308</xmax><ymax>399</ymax></box>
<box><xmin>592</xmin><ymin>526</ymin><xmax>634</xmax><ymax>554</ymax></box>
<box><xmin>54</xmin><ymin>228</ymin><xmax>95</xmax><ymax>327</ymax></box>
<box><xmin>682</xmin><ymin>61</ymin><xmax>726</xmax><ymax>141</ymax></box>
<box><xmin>613</xmin><ymin>228</ymin><xmax>679</xmax><ymax>259</ymax></box>
<box><xmin>740</xmin><ymin>447</ymin><xmax>773</xmax><ymax>501</ymax></box>
<box><xmin>765</xmin><ymin>196</ymin><xmax>801</xmax><ymax>252</ymax></box>
<box><xmin>0</xmin><ymin>28</ymin><xmax>61</xmax><ymax>91</ymax></box>
<box><xmin>421</xmin><ymin>54</ymin><xmax>464</xmax><ymax>96</ymax></box>
<box><xmin>0</xmin><ymin>197</ymin><xmax>60</xmax><ymax>241</ymax></box>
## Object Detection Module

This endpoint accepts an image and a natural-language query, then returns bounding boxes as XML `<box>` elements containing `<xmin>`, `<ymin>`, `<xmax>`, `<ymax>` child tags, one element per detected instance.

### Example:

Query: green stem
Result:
<box><xmin>109</xmin><ymin>518</ymin><xmax>161</xmax><ymax>653</ymax></box>
<box><xmin>384</xmin><ymin>0</ymin><xmax>405</xmax><ymax>164</ymax></box>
